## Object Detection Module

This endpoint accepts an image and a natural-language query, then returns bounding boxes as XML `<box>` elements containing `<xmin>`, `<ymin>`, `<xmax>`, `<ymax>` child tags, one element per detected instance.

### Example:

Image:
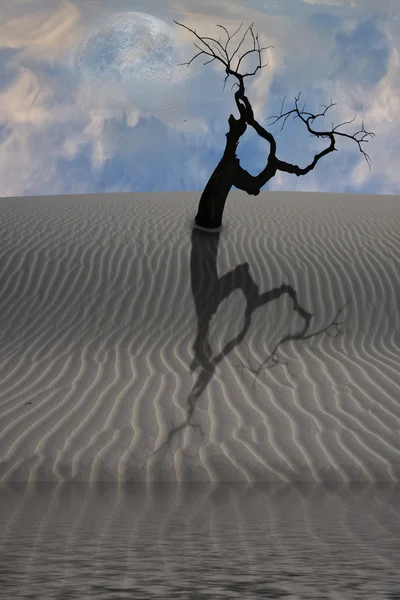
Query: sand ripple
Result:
<box><xmin>0</xmin><ymin>190</ymin><xmax>399</xmax><ymax>482</ymax></box>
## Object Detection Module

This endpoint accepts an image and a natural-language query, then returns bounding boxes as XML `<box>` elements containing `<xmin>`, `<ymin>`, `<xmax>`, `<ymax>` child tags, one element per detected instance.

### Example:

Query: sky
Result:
<box><xmin>0</xmin><ymin>0</ymin><xmax>399</xmax><ymax>198</ymax></box>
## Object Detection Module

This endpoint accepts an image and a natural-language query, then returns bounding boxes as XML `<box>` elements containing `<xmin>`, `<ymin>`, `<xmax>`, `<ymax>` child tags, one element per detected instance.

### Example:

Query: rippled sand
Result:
<box><xmin>0</xmin><ymin>190</ymin><xmax>399</xmax><ymax>482</ymax></box>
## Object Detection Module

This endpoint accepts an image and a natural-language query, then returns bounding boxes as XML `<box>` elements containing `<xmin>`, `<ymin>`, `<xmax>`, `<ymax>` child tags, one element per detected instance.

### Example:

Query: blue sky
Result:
<box><xmin>0</xmin><ymin>0</ymin><xmax>399</xmax><ymax>197</ymax></box>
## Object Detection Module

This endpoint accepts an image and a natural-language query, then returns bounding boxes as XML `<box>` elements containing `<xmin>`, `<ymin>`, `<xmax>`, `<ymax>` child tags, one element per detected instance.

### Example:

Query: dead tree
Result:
<box><xmin>174</xmin><ymin>20</ymin><xmax>375</xmax><ymax>232</ymax></box>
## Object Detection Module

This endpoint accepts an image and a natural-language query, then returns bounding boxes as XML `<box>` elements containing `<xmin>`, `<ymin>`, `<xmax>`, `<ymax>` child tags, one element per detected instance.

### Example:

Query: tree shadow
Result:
<box><xmin>147</xmin><ymin>226</ymin><xmax>350</xmax><ymax>467</ymax></box>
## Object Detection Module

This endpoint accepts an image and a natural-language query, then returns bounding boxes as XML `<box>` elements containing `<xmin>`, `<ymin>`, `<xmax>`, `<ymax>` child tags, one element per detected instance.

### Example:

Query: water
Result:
<box><xmin>0</xmin><ymin>482</ymin><xmax>399</xmax><ymax>599</ymax></box>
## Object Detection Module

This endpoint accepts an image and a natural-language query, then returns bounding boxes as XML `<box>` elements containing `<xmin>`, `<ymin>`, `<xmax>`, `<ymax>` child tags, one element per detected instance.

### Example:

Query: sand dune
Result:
<box><xmin>0</xmin><ymin>189</ymin><xmax>399</xmax><ymax>483</ymax></box>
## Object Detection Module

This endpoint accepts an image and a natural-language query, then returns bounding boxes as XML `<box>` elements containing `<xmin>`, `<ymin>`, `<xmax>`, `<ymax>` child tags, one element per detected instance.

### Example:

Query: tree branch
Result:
<box><xmin>174</xmin><ymin>20</ymin><xmax>375</xmax><ymax>192</ymax></box>
<box><xmin>267</xmin><ymin>91</ymin><xmax>375</xmax><ymax>171</ymax></box>
<box><xmin>174</xmin><ymin>19</ymin><xmax>273</xmax><ymax>92</ymax></box>
<box><xmin>174</xmin><ymin>20</ymin><xmax>229</xmax><ymax>71</ymax></box>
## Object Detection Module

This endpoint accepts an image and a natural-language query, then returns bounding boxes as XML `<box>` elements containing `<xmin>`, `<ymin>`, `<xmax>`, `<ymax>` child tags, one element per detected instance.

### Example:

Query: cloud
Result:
<box><xmin>348</xmin><ymin>41</ymin><xmax>400</xmax><ymax>192</ymax></box>
<box><xmin>0</xmin><ymin>0</ymin><xmax>82</xmax><ymax>62</ymax></box>
<box><xmin>0</xmin><ymin>0</ymin><xmax>399</xmax><ymax>197</ymax></box>
<box><xmin>0</xmin><ymin>66</ymin><xmax>55</xmax><ymax>126</ymax></box>
<box><xmin>302</xmin><ymin>0</ymin><xmax>354</xmax><ymax>5</ymax></box>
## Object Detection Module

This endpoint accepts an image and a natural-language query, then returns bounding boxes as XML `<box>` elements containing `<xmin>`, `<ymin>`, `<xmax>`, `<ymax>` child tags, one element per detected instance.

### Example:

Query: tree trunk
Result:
<box><xmin>194</xmin><ymin>158</ymin><xmax>238</xmax><ymax>231</ymax></box>
<box><xmin>193</xmin><ymin>106</ymin><xmax>264</xmax><ymax>232</ymax></box>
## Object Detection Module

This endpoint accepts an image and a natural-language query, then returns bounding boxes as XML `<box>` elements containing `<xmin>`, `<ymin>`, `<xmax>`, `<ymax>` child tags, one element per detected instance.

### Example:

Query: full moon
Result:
<box><xmin>71</xmin><ymin>12</ymin><xmax>187</xmax><ymax>103</ymax></box>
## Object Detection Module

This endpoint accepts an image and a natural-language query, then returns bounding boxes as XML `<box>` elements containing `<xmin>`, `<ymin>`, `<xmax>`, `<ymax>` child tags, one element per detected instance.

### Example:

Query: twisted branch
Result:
<box><xmin>173</xmin><ymin>19</ymin><xmax>375</xmax><ymax>189</ymax></box>
<box><xmin>267</xmin><ymin>92</ymin><xmax>375</xmax><ymax>169</ymax></box>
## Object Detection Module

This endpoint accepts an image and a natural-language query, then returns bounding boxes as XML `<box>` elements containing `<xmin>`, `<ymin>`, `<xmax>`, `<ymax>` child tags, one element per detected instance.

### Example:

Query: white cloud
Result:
<box><xmin>0</xmin><ymin>0</ymin><xmax>399</xmax><ymax>196</ymax></box>
<box><xmin>0</xmin><ymin>0</ymin><xmax>82</xmax><ymax>63</ymax></box>
<box><xmin>0</xmin><ymin>126</ymin><xmax>63</xmax><ymax>197</ymax></box>
<box><xmin>318</xmin><ymin>24</ymin><xmax>400</xmax><ymax>191</ymax></box>
<box><xmin>0</xmin><ymin>66</ymin><xmax>54</xmax><ymax>125</ymax></box>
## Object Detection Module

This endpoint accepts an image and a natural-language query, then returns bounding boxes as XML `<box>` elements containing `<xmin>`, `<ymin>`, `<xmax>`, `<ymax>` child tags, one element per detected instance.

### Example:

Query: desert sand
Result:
<box><xmin>0</xmin><ymin>189</ymin><xmax>399</xmax><ymax>483</ymax></box>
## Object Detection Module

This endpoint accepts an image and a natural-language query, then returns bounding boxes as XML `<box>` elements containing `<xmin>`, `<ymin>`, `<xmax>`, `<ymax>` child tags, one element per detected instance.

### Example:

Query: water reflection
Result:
<box><xmin>0</xmin><ymin>481</ymin><xmax>399</xmax><ymax>598</ymax></box>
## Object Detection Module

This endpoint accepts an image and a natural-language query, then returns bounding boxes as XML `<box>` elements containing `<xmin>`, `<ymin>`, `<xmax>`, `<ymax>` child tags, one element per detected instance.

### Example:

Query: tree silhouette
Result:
<box><xmin>145</xmin><ymin>228</ymin><xmax>350</xmax><ymax>470</ymax></box>
<box><xmin>174</xmin><ymin>20</ymin><xmax>375</xmax><ymax>232</ymax></box>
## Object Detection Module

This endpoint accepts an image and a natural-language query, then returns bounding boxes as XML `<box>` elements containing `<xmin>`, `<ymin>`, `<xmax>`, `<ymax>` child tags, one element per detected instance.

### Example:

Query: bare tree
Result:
<box><xmin>174</xmin><ymin>20</ymin><xmax>375</xmax><ymax>232</ymax></box>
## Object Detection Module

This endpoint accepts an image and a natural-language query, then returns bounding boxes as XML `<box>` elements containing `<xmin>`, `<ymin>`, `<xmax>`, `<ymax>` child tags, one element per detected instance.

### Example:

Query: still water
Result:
<box><xmin>0</xmin><ymin>482</ymin><xmax>399</xmax><ymax>599</ymax></box>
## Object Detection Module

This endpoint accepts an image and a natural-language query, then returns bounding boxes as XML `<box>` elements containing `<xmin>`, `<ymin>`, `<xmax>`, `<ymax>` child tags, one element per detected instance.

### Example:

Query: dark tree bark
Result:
<box><xmin>174</xmin><ymin>20</ymin><xmax>375</xmax><ymax>232</ymax></box>
<box><xmin>194</xmin><ymin>157</ymin><xmax>237</xmax><ymax>231</ymax></box>
<box><xmin>194</xmin><ymin>109</ymin><xmax>248</xmax><ymax>230</ymax></box>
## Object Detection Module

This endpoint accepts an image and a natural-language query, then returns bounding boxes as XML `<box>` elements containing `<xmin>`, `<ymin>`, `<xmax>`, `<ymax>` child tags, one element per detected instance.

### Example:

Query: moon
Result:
<box><xmin>71</xmin><ymin>12</ymin><xmax>188</xmax><ymax>106</ymax></box>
